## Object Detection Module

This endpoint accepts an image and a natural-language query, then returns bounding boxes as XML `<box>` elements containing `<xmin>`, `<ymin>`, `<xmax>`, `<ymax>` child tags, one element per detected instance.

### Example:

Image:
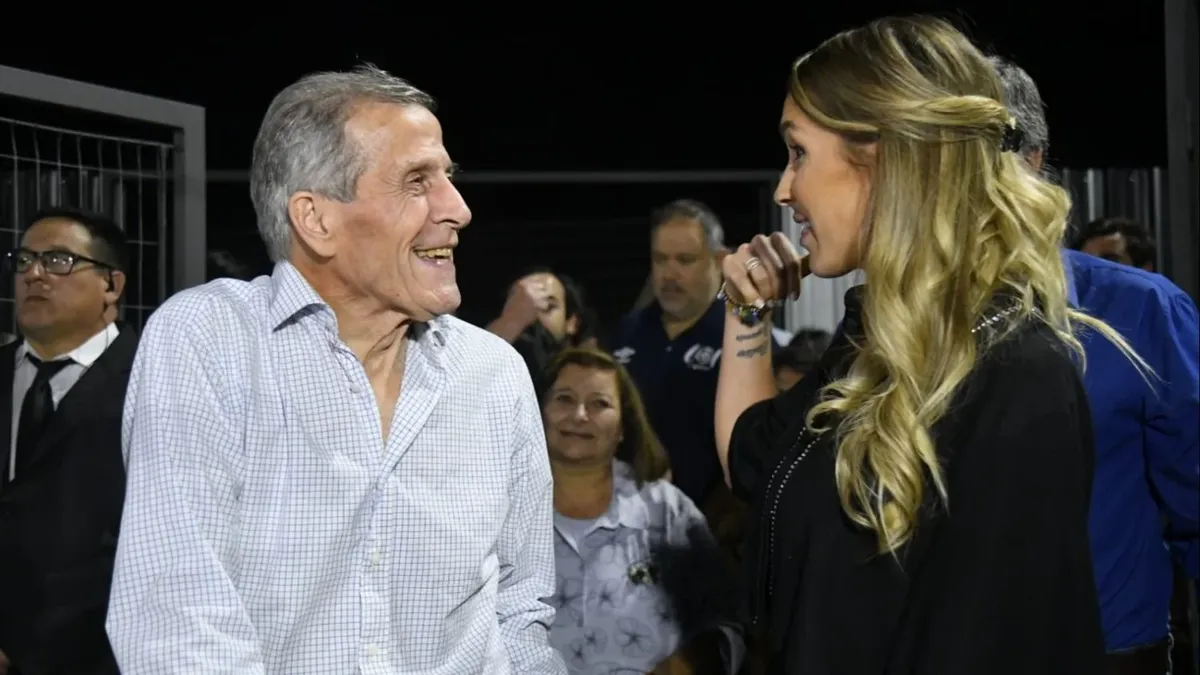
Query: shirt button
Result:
<box><xmin>366</xmin><ymin>644</ymin><xmax>381</xmax><ymax>659</ymax></box>
<box><xmin>370</xmin><ymin>550</ymin><xmax>382</xmax><ymax>566</ymax></box>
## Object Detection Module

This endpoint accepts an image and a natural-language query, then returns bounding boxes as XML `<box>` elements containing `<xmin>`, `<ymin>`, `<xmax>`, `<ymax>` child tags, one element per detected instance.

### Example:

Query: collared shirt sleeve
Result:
<box><xmin>496</xmin><ymin>362</ymin><xmax>567</xmax><ymax>673</ymax></box>
<box><xmin>1145</xmin><ymin>290</ymin><xmax>1200</xmax><ymax>578</ymax></box>
<box><xmin>105</xmin><ymin>298</ymin><xmax>266</xmax><ymax>674</ymax></box>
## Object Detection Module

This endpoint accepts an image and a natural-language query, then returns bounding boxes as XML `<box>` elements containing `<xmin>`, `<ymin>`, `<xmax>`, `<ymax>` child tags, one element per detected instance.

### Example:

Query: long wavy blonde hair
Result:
<box><xmin>795</xmin><ymin>16</ymin><xmax>1147</xmax><ymax>554</ymax></box>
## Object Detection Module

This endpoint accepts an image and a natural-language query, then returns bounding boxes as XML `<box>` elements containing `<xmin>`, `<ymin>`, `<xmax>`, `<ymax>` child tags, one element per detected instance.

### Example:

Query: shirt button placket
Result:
<box><xmin>360</xmin><ymin>489</ymin><xmax>390</xmax><ymax>671</ymax></box>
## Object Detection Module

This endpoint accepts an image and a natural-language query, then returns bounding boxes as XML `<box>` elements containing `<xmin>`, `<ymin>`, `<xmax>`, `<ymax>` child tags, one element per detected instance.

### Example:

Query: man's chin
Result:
<box><xmin>421</xmin><ymin>287</ymin><xmax>462</xmax><ymax>320</ymax></box>
<box><xmin>15</xmin><ymin>313</ymin><xmax>53</xmax><ymax>335</ymax></box>
<box><xmin>656</xmin><ymin>295</ymin><xmax>683</xmax><ymax>311</ymax></box>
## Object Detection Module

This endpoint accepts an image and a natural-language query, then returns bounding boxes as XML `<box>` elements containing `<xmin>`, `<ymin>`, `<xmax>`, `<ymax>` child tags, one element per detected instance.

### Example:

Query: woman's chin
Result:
<box><xmin>549</xmin><ymin>446</ymin><xmax>608</xmax><ymax>466</ymax></box>
<box><xmin>807</xmin><ymin>254</ymin><xmax>856</xmax><ymax>279</ymax></box>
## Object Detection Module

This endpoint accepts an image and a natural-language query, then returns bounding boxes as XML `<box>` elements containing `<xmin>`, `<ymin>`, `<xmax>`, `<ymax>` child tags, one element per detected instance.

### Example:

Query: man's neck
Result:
<box><xmin>661</xmin><ymin>278</ymin><xmax>719</xmax><ymax>340</ymax></box>
<box><xmin>334</xmin><ymin>301</ymin><xmax>411</xmax><ymax>369</ymax></box>
<box><xmin>24</xmin><ymin>318</ymin><xmax>112</xmax><ymax>360</ymax></box>
<box><xmin>661</xmin><ymin>303</ymin><xmax>711</xmax><ymax>340</ymax></box>
<box><xmin>552</xmin><ymin>460</ymin><xmax>614</xmax><ymax>519</ymax></box>
<box><xmin>298</xmin><ymin>262</ymin><xmax>413</xmax><ymax>367</ymax></box>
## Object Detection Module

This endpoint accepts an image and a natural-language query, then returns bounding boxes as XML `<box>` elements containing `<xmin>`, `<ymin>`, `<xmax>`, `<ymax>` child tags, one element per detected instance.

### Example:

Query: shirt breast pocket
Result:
<box><xmin>612</xmin><ymin>529</ymin><xmax>662</xmax><ymax>593</ymax></box>
<box><xmin>407</xmin><ymin>401</ymin><xmax>512</xmax><ymax>546</ymax></box>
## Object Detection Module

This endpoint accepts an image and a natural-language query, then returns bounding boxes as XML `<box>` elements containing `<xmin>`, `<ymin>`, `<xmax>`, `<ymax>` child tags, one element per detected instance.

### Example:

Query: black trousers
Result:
<box><xmin>1105</xmin><ymin>638</ymin><xmax>1172</xmax><ymax>675</ymax></box>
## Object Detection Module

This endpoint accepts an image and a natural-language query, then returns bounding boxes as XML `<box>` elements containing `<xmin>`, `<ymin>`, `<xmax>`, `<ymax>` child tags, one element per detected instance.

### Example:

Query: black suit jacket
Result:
<box><xmin>0</xmin><ymin>324</ymin><xmax>137</xmax><ymax>675</ymax></box>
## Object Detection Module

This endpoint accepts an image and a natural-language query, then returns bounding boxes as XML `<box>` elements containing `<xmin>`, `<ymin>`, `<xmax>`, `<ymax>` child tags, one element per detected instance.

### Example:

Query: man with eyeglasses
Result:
<box><xmin>0</xmin><ymin>207</ymin><xmax>134</xmax><ymax>675</ymax></box>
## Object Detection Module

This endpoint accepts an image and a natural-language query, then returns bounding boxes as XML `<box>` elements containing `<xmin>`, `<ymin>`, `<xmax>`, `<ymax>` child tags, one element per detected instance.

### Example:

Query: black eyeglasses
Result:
<box><xmin>4</xmin><ymin>248</ymin><xmax>112</xmax><ymax>276</ymax></box>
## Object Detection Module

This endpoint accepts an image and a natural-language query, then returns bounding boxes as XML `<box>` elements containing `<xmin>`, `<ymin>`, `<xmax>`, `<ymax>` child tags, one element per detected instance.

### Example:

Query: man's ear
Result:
<box><xmin>565</xmin><ymin>313</ymin><xmax>580</xmax><ymax>339</ymax></box>
<box><xmin>288</xmin><ymin>191</ymin><xmax>337</xmax><ymax>259</ymax></box>
<box><xmin>1027</xmin><ymin>149</ymin><xmax>1045</xmax><ymax>174</ymax></box>
<box><xmin>104</xmin><ymin>270</ymin><xmax>126</xmax><ymax>307</ymax></box>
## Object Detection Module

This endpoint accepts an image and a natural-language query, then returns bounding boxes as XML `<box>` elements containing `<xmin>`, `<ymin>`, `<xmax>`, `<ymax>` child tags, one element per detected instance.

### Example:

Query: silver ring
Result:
<box><xmin>744</xmin><ymin>257</ymin><xmax>763</xmax><ymax>272</ymax></box>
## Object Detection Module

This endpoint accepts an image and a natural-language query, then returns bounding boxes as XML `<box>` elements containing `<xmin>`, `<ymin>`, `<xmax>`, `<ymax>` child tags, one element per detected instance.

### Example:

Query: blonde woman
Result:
<box><xmin>713</xmin><ymin>16</ymin><xmax>1141</xmax><ymax>674</ymax></box>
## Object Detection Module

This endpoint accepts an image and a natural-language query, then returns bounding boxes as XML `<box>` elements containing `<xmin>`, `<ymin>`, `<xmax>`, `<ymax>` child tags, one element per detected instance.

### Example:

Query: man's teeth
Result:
<box><xmin>415</xmin><ymin>248</ymin><xmax>452</xmax><ymax>259</ymax></box>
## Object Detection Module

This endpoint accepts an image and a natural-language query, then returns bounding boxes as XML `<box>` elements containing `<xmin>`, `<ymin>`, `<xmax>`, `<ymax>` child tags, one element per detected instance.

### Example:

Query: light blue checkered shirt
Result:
<box><xmin>106</xmin><ymin>262</ymin><xmax>566</xmax><ymax>675</ymax></box>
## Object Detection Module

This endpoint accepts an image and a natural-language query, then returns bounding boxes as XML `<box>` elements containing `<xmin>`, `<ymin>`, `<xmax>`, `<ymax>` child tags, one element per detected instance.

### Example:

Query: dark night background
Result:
<box><xmin>0</xmin><ymin>4</ymin><xmax>1169</xmax><ymax>328</ymax></box>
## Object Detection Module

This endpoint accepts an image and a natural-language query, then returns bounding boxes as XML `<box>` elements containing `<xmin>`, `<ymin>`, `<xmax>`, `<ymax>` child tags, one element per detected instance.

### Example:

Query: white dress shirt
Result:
<box><xmin>8</xmin><ymin>322</ymin><xmax>120</xmax><ymax>480</ymax></box>
<box><xmin>106</xmin><ymin>262</ymin><xmax>566</xmax><ymax>675</ymax></box>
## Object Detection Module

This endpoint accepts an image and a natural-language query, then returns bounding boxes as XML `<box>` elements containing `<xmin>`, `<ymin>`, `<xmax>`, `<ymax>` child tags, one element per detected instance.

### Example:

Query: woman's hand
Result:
<box><xmin>720</xmin><ymin>232</ymin><xmax>807</xmax><ymax>306</ymax></box>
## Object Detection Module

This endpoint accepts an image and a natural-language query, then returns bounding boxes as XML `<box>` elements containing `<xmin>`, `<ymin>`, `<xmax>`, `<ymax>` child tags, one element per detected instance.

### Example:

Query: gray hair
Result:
<box><xmin>988</xmin><ymin>55</ymin><xmax>1049</xmax><ymax>158</ymax></box>
<box><xmin>650</xmin><ymin>198</ymin><xmax>726</xmax><ymax>253</ymax></box>
<box><xmin>250</xmin><ymin>64</ymin><xmax>436</xmax><ymax>262</ymax></box>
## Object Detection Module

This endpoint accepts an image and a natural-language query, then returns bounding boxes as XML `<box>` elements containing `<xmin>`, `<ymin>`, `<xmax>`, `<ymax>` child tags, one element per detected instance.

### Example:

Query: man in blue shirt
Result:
<box><xmin>611</xmin><ymin>199</ymin><xmax>779</xmax><ymax>510</ymax></box>
<box><xmin>994</xmin><ymin>55</ymin><xmax>1200</xmax><ymax>672</ymax></box>
<box><xmin>1072</xmin><ymin>216</ymin><xmax>1159</xmax><ymax>273</ymax></box>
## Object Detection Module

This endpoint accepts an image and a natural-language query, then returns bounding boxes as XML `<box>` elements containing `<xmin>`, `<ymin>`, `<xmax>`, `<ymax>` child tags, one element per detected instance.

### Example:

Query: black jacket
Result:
<box><xmin>729</xmin><ymin>289</ymin><xmax>1104</xmax><ymax>674</ymax></box>
<box><xmin>0</xmin><ymin>326</ymin><xmax>137</xmax><ymax>675</ymax></box>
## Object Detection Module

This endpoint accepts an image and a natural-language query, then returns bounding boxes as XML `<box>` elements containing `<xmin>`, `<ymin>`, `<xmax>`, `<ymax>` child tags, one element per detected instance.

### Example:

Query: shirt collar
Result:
<box><xmin>268</xmin><ymin>261</ymin><xmax>333</xmax><ymax>333</ymax></box>
<box><xmin>1061</xmin><ymin>249</ymin><xmax>1080</xmax><ymax>307</ymax></box>
<box><xmin>644</xmin><ymin>295</ymin><xmax>724</xmax><ymax>338</ymax></box>
<box><xmin>592</xmin><ymin>460</ymin><xmax>652</xmax><ymax>532</ymax></box>
<box><xmin>18</xmin><ymin>321</ymin><xmax>119</xmax><ymax>367</ymax></box>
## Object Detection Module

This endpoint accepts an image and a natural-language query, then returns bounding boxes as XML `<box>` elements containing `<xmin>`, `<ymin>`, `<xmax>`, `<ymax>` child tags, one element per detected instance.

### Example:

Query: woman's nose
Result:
<box><xmin>774</xmin><ymin>171</ymin><xmax>793</xmax><ymax>206</ymax></box>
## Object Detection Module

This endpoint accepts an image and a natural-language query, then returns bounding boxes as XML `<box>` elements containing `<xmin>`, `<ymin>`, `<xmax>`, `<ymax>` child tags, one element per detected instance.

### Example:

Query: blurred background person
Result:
<box><xmin>772</xmin><ymin>329</ymin><xmax>831</xmax><ymax>392</ymax></box>
<box><xmin>994</xmin><ymin>54</ymin><xmax>1200</xmax><ymax>675</ymax></box>
<box><xmin>1070</xmin><ymin>216</ymin><xmax>1159</xmax><ymax>273</ymax></box>
<box><xmin>632</xmin><ymin>246</ymin><xmax>796</xmax><ymax>347</ymax></box>
<box><xmin>610</xmin><ymin>199</ymin><xmax>780</xmax><ymax>582</ymax></box>
<box><xmin>488</xmin><ymin>267</ymin><xmax>598</xmax><ymax>393</ymax></box>
<box><xmin>541</xmin><ymin>348</ymin><xmax>741</xmax><ymax>675</ymax></box>
<box><xmin>0</xmin><ymin>208</ymin><xmax>134</xmax><ymax>675</ymax></box>
<box><xmin>611</xmin><ymin>199</ymin><xmax>779</xmax><ymax>511</ymax></box>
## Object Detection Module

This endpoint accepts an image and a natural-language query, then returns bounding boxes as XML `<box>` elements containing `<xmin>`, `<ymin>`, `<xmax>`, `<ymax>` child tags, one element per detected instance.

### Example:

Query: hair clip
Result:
<box><xmin>1001</xmin><ymin>121</ymin><xmax>1025</xmax><ymax>153</ymax></box>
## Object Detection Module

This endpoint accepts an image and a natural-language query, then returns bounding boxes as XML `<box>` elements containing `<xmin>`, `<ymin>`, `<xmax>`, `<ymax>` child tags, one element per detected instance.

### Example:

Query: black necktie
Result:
<box><xmin>9</xmin><ymin>355</ymin><xmax>72</xmax><ymax>481</ymax></box>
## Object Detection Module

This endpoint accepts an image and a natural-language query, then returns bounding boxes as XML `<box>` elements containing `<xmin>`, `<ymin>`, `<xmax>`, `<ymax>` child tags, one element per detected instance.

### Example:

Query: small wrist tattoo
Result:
<box><xmin>735</xmin><ymin>343</ymin><xmax>769</xmax><ymax>359</ymax></box>
<box><xmin>735</xmin><ymin>326</ymin><xmax>767</xmax><ymax>342</ymax></box>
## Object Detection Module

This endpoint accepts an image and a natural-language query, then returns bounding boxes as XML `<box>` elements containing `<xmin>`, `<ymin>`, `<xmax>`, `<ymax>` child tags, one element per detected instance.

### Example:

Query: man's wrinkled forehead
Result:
<box><xmin>346</xmin><ymin>102</ymin><xmax>453</xmax><ymax>174</ymax></box>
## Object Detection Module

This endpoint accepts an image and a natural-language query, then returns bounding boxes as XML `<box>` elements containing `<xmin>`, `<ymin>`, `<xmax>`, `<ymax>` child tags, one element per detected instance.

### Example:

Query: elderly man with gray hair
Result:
<box><xmin>105</xmin><ymin>66</ymin><xmax>566</xmax><ymax>675</ymax></box>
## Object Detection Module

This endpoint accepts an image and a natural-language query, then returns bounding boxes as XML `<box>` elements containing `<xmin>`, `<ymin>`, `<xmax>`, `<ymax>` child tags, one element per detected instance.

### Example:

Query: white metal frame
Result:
<box><xmin>0</xmin><ymin>64</ymin><xmax>207</xmax><ymax>292</ymax></box>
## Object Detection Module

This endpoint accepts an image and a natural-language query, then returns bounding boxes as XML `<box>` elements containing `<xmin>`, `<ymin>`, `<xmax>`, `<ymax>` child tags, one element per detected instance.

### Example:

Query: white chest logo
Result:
<box><xmin>683</xmin><ymin>344</ymin><xmax>721</xmax><ymax>371</ymax></box>
<box><xmin>613</xmin><ymin>346</ymin><xmax>636</xmax><ymax>365</ymax></box>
